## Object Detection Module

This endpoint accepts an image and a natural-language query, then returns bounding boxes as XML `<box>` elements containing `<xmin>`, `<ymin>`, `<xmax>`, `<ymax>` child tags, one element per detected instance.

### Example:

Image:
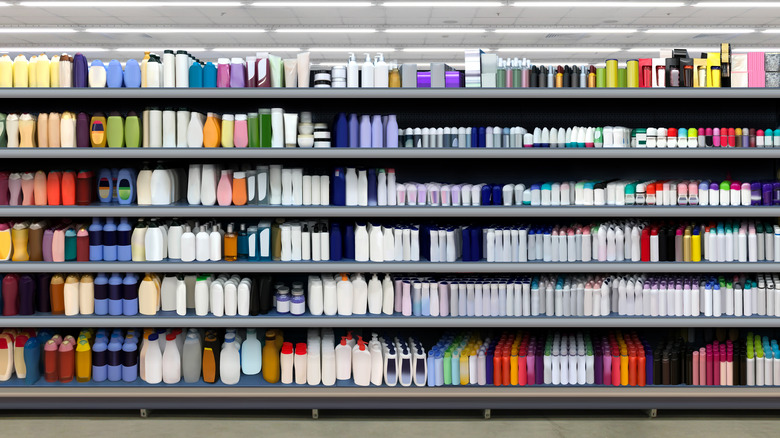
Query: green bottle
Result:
<box><xmin>596</xmin><ymin>68</ymin><xmax>606</xmax><ymax>88</ymax></box>
<box><xmin>125</xmin><ymin>111</ymin><xmax>140</xmax><ymax>148</ymax></box>
<box><xmin>618</xmin><ymin>68</ymin><xmax>628</xmax><ymax>88</ymax></box>
<box><xmin>248</xmin><ymin>112</ymin><xmax>260</xmax><ymax>148</ymax></box>
<box><xmin>0</xmin><ymin>113</ymin><xmax>6</xmax><ymax>147</ymax></box>
<box><xmin>107</xmin><ymin>111</ymin><xmax>125</xmax><ymax>148</ymax></box>
<box><xmin>64</xmin><ymin>228</ymin><xmax>78</xmax><ymax>261</ymax></box>
<box><xmin>258</xmin><ymin>108</ymin><xmax>272</xmax><ymax>148</ymax></box>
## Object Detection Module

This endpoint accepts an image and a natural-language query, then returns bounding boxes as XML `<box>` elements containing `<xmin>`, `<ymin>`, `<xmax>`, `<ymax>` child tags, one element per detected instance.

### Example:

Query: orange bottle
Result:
<box><xmin>202</xmin><ymin>331</ymin><xmax>218</xmax><ymax>383</ymax></box>
<box><xmin>11</xmin><ymin>222</ymin><xmax>30</xmax><ymax>262</ymax></box>
<box><xmin>61</xmin><ymin>171</ymin><xmax>76</xmax><ymax>205</ymax></box>
<box><xmin>262</xmin><ymin>330</ymin><xmax>280</xmax><ymax>383</ymax></box>
<box><xmin>58</xmin><ymin>339</ymin><xmax>75</xmax><ymax>383</ymax></box>
<box><xmin>232</xmin><ymin>172</ymin><xmax>247</xmax><ymax>206</ymax></box>
<box><xmin>37</xmin><ymin>112</ymin><xmax>49</xmax><ymax>147</ymax></box>
<box><xmin>46</xmin><ymin>171</ymin><xmax>61</xmax><ymax>205</ymax></box>
<box><xmin>202</xmin><ymin>112</ymin><xmax>221</xmax><ymax>148</ymax></box>
<box><xmin>50</xmin><ymin>274</ymin><xmax>65</xmax><ymax>315</ymax></box>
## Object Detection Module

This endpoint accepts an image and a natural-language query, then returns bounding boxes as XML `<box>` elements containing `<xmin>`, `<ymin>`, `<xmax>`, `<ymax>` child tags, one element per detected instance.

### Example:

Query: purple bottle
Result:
<box><xmin>37</xmin><ymin>273</ymin><xmax>51</xmax><ymax>313</ymax></box>
<box><xmin>18</xmin><ymin>274</ymin><xmax>35</xmax><ymax>315</ymax></box>
<box><xmin>72</xmin><ymin>53</ymin><xmax>88</xmax><ymax>88</ymax></box>
<box><xmin>230</xmin><ymin>58</ymin><xmax>246</xmax><ymax>88</ymax></box>
<box><xmin>76</xmin><ymin>112</ymin><xmax>90</xmax><ymax>147</ymax></box>
<box><xmin>217</xmin><ymin>58</ymin><xmax>231</xmax><ymax>88</ymax></box>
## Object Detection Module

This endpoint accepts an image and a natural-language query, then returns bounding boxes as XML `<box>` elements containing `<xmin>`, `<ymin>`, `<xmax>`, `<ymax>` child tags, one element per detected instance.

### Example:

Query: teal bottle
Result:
<box><xmin>189</xmin><ymin>62</ymin><xmax>203</xmax><ymax>88</ymax></box>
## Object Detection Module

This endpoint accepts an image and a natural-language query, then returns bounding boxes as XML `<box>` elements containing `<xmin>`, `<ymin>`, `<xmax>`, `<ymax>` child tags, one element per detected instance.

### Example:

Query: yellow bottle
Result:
<box><xmin>220</xmin><ymin>114</ymin><xmax>234</xmax><ymax>148</ymax></box>
<box><xmin>459</xmin><ymin>350</ymin><xmax>469</xmax><ymax>385</ymax></box>
<box><xmin>75</xmin><ymin>338</ymin><xmax>92</xmax><ymax>382</ymax></box>
<box><xmin>692</xmin><ymin>229</ymin><xmax>702</xmax><ymax>262</ymax></box>
<box><xmin>36</xmin><ymin>54</ymin><xmax>50</xmax><ymax>88</ymax></box>
<box><xmin>620</xmin><ymin>348</ymin><xmax>629</xmax><ymax>386</ymax></box>
<box><xmin>0</xmin><ymin>224</ymin><xmax>12</xmax><ymax>261</ymax></box>
<box><xmin>49</xmin><ymin>54</ymin><xmax>60</xmax><ymax>88</ymax></box>
<box><xmin>203</xmin><ymin>113</ymin><xmax>221</xmax><ymax>148</ymax></box>
<box><xmin>28</xmin><ymin>55</ymin><xmax>37</xmax><ymax>88</ymax></box>
<box><xmin>389</xmin><ymin>66</ymin><xmax>401</xmax><ymax>88</ymax></box>
<box><xmin>11</xmin><ymin>222</ymin><xmax>30</xmax><ymax>262</ymax></box>
<box><xmin>262</xmin><ymin>330</ymin><xmax>280</xmax><ymax>383</ymax></box>
<box><xmin>0</xmin><ymin>54</ymin><xmax>12</xmax><ymax>87</ymax></box>
<box><xmin>13</xmin><ymin>55</ymin><xmax>28</xmax><ymax>88</ymax></box>
<box><xmin>141</xmin><ymin>51</ymin><xmax>150</xmax><ymax>87</ymax></box>
<box><xmin>510</xmin><ymin>349</ymin><xmax>519</xmax><ymax>385</ymax></box>
<box><xmin>138</xmin><ymin>273</ymin><xmax>159</xmax><ymax>316</ymax></box>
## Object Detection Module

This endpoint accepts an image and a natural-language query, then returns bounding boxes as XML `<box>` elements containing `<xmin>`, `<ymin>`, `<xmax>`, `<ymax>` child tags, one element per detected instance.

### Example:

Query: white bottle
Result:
<box><xmin>176</xmin><ymin>50</ymin><xmax>190</xmax><ymax>88</ymax></box>
<box><xmin>321</xmin><ymin>340</ymin><xmax>336</xmax><ymax>386</ymax></box>
<box><xmin>369</xmin><ymin>223</ymin><xmax>384</xmax><ymax>262</ymax></box>
<box><xmin>308</xmin><ymin>277</ymin><xmax>324</xmax><ymax>316</ymax></box>
<box><xmin>357</xmin><ymin>169</ymin><xmax>368</xmax><ymax>206</ymax></box>
<box><xmin>307</xmin><ymin>339</ymin><xmax>321</xmax><ymax>385</ymax></box>
<box><xmin>194</xmin><ymin>276</ymin><xmax>210</xmax><ymax>316</ymax></box>
<box><xmin>209</xmin><ymin>225</ymin><xmax>222</xmax><ymax>261</ymax></box>
<box><xmin>337</xmin><ymin>275</ymin><xmax>354</xmax><ymax>316</ymax></box>
<box><xmin>345</xmin><ymin>168</ymin><xmax>358</xmax><ymax>206</ymax></box>
<box><xmin>88</xmin><ymin>62</ymin><xmax>106</xmax><ymax>88</ymax></box>
<box><xmin>241</xmin><ymin>328</ymin><xmax>262</xmax><ymax>375</ymax></box>
<box><xmin>187</xmin><ymin>112</ymin><xmax>205</xmax><ymax>148</ymax></box>
<box><xmin>355</xmin><ymin>223</ymin><xmax>369</xmax><ymax>262</ymax></box>
<box><xmin>144</xmin><ymin>221</ymin><xmax>164</xmax><ymax>261</ymax></box>
<box><xmin>220</xmin><ymin>338</ymin><xmax>241</xmax><ymax>385</ymax></box>
<box><xmin>144</xmin><ymin>334</ymin><xmax>163</xmax><ymax>384</ymax></box>
<box><xmin>294</xmin><ymin>343</ymin><xmax>307</xmax><ymax>385</ymax></box>
<box><xmin>335</xmin><ymin>338</ymin><xmax>352</xmax><ymax>380</ymax></box>
<box><xmin>148</xmin><ymin>108</ymin><xmax>163</xmax><ymax>147</ymax></box>
<box><xmin>180</xmin><ymin>225</ymin><xmax>196</xmax><ymax>262</ymax></box>
<box><xmin>195</xmin><ymin>225</ymin><xmax>210</xmax><ymax>262</ymax></box>
<box><xmin>162</xmin><ymin>50</ymin><xmax>176</xmax><ymax>87</ymax></box>
<box><xmin>323</xmin><ymin>278</ymin><xmax>338</xmax><ymax>316</ymax></box>
<box><xmin>361</xmin><ymin>53</ymin><xmax>374</xmax><ymax>88</ymax></box>
<box><xmin>210</xmin><ymin>277</ymin><xmax>225</xmax><ymax>317</ymax></box>
<box><xmin>281</xmin><ymin>342</ymin><xmax>294</xmax><ymax>384</ymax></box>
<box><xmin>347</xmin><ymin>52</ymin><xmax>359</xmax><ymax>88</ymax></box>
<box><xmin>374</xmin><ymin>53</ymin><xmax>388</xmax><ymax>88</ymax></box>
<box><xmin>151</xmin><ymin>166</ymin><xmax>173</xmax><ymax>205</ymax></box>
<box><xmin>167</xmin><ymin>222</ymin><xmax>183</xmax><ymax>260</ymax></box>
<box><xmin>200</xmin><ymin>164</ymin><xmax>218</xmax><ymax>206</ymax></box>
<box><xmin>367</xmin><ymin>274</ymin><xmax>382</xmax><ymax>315</ymax></box>
<box><xmin>352</xmin><ymin>340</ymin><xmax>371</xmax><ymax>386</ymax></box>
<box><xmin>382</xmin><ymin>274</ymin><xmax>395</xmax><ymax>315</ymax></box>
<box><xmin>136</xmin><ymin>167</ymin><xmax>153</xmax><ymax>205</ymax></box>
<box><xmin>224</xmin><ymin>277</ymin><xmax>238</xmax><ymax>316</ymax></box>
<box><xmin>175</xmin><ymin>276</ymin><xmax>187</xmax><ymax>316</ymax></box>
<box><xmin>187</xmin><ymin>164</ymin><xmax>202</xmax><ymax>205</ymax></box>
<box><xmin>162</xmin><ymin>109</ymin><xmax>176</xmax><ymax>147</ymax></box>
<box><xmin>160</xmin><ymin>274</ymin><xmax>178</xmax><ymax>312</ymax></box>
<box><xmin>369</xmin><ymin>335</ymin><xmax>383</xmax><ymax>386</ymax></box>
<box><xmin>146</xmin><ymin>55</ymin><xmax>161</xmax><ymax>87</ymax></box>
<box><xmin>352</xmin><ymin>273</ymin><xmax>368</xmax><ymax>315</ymax></box>
<box><xmin>237</xmin><ymin>278</ymin><xmax>251</xmax><ymax>316</ymax></box>
<box><xmin>269</xmin><ymin>164</ymin><xmax>283</xmax><ymax>205</ymax></box>
<box><xmin>162</xmin><ymin>333</ymin><xmax>181</xmax><ymax>384</ymax></box>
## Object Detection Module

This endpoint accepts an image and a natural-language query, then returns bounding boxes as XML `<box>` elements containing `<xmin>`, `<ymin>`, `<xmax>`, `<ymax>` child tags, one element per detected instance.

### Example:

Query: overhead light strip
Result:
<box><xmin>512</xmin><ymin>1</ymin><xmax>685</xmax><ymax>6</ymax></box>
<box><xmin>694</xmin><ymin>2</ymin><xmax>780</xmax><ymax>6</ymax></box>
<box><xmin>496</xmin><ymin>28</ymin><xmax>637</xmax><ymax>33</ymax></box>
<box><xmin>0</xmin><ymin>28</ymin><xmax>77</xmax><ymax>33</ymax></box>
<box><xmin>85</xmin><ymin>28</ymin><xmax>266</xmax><ymax>33</ymax></box>
<box><xmin>496</xmin><ymin>47</ymin><xmax>622</xmax><ymax>52</ymax></box>
<box><xmin>382</xmin><ymin>1</ymin><xmax>504</xmax><ymax>6</ymax></box>
<box><xmin>308</xmin><ymin>47</ymin><xmax>396</xmax><ymax>52</ymax></box>
<box><xmin>253</xmin><ymin>1</ymin><xmax>373</xmax><ymax>6</ymax></box>
<box><xmin>20</xmin><ymin>1</ymin><xmax>243</xmax><ymax>6</ymax></box>
<box><xmin>645</xmin><ymin>28</ymin><xmax>755</xmax><ymax>33</ymax></box>
<box><xmin>385</xmin><ymin>28</ymin><xmax>486</xmax><ymax>33</ymax></box>
<box><xmin>114</xmin><ymin>48</ymin><xmax>207</xmax><ymax>52</ymax></box>
<box><xmin>276</xmin><ymin>28</ymin><xmax>377</xmax><ymax>33</ymax></box>
<box><xmin>402</xmin><ymin>47</ymin><xmax>491</xmax><ymax>52</ymax></box>
<box><xmin>213</xmin><ymin>48</ymin><xmax>302</xmax><ymax>52</ymax></box>
<box><xmin>0</xmin><ymin>47</ymin><xmax>108</xmax><ymax>52</ymax></box>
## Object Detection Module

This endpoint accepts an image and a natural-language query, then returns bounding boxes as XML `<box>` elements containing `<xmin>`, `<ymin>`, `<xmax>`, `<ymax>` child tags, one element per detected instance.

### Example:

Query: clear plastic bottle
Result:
<box><xmin>220</xmin><ymin>337</ymin><xmax>241</xmax><ymax>385</ymax></box>
<box><xmin>181</xmin><ymin>330</ymin><xmax>202</xmax><ymax>383</ymax></box>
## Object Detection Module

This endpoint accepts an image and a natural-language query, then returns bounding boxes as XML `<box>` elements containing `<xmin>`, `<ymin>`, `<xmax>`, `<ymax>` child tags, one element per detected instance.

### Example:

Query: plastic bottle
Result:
<box><xmin>230</xmin><ymin>57</ymin><xmax>245</xmax><ymax>88</ymax></box>
<box><xmin>335</xmin><ymin>337</ymin><xmax>352</xmax><ymax>380</ymax></box>
<box><xmin>13</xmin><ymin>55</ymin><xmax>28</xmax><ymax>87</ymax></box>
<box><xmin>189</xmin><ymin>61</ymin><xmax>203</xmax><ymax>88</ymax></box>
<box><xmin>203</xmin><ymin>112</ymin><xmax>221</xmax><ymax>148</ymax></box>
<box><xmin>151</xmin><ymin>165</ymin><xmax>172</xmax><ymax>205</ymax></box>
<box><xmin>124</xmin><ymin>59</ymin><xmax>141</xmax><ymax>88</ymax></box>
<box><xmin>143</xmin><ymin>333</ymin><xmax>162</xmax><ymax>384</ymax></box>
<box><xmin>28</xmin><ymin>55</ymin><xmax>37</xmax><ymax>87</ymax></box>
<box><xmin>234</xmin><ymin>114</ymin><xmax>248</xmax><ymax>148</ymax></box>
<box><xmin>59</xmin><ymin>54</ymin><xmax>73</xmax><ymax>87</ymax></box>
<box><xmin>161</xmin><ymin>333</ymin><xmax>181</xmax><ymax>384</ymax></box>
<box><xmin>145</xmin><ymin>54</ymin><xmax>161</xmax><ymax>87</ymax></box>
<box><xmin>220</xmin><ymin>337</ymin><xmax>241</xmax><ymax>385</ymax></box>
<box><xmin>49</xmin><ymin>54</ymin><xmax>60</xmax><ymax>87</ymax></box>
<box><xmin>361</xmin><ymin>53</ymin><xmax>374</xmax><ymax>88</ymax></box>
<box><xmin>241</xmin><ymin>328</ymin><xmax>262</xmax><ymax>375</ymax></box>
<box><xmin>182</xmin><ymin>331</ymin><xmax>202</xmax><ymax>383</ymax></box>
<box><xmin>79</xmin><ymin>274</ymin><xmax>94</xmax><ymax>315</ymax></box>
<box><xmin>353</xmin><ymin>338</ymin><xmax>371</xmax><ymax>386</ymax></box>
<box><xmin>294</xmin><ymin>343</ymin><xmax>307</xmax><ymax>384</ymax></box>
<box><xmin>374</xmin><ymin>53</ymin><xmax>388</xmax><ymax>88</ymax></box>
<box><xmin>346</xmin><ymin>53</ymin><xmax>359</xmax><ymax>88</ymax></box>
<box><xmin>209</xmin><ymin>224</ymin><xmax>223</xmax><ymax>261</ymax></box>
<box><xmin>217</xmin><ymin>58</ymin><xmax>230</xmax><ymax>87</ymax></box>
<box><xmin>88</xmin><ymin>60</ymin><xmax>106</xmax><ymax>88</ymax></box>
<box><xmin>280</xmin><ymin>342</ymin><xmax>294</xmax><ymax>384</ymax></box>
<box><xmin>203</xmin><ymin>61</ymin><xmax>217</xmax><ymax>87</ymax></box>
<box><xmin>262</xmin><ymin>331</ymin><xmax>280</xmax><ymax>383</ymax></box>
<box><xmin>72</xmin><ymin>53</ymin><xmax>88</xmax><ymax>88</ymax></box>
<box><xmin>162</xmin><ymin>50</ymin><xmax>176</xmax><ymax>87</ymax></box>
<box><xmin>0</xmin><ymin>54</ymin><xmax>12</xmax><ymax>87</ymax></box>
<box><xmin>195</xmin><ymin>225</ymin><xmax>210</xmax><ymax>262</ymax></box>
<box><xmin>36</xmin><ymin>53</ymin><xmax>50</xmax><ymax>87</ymax></box>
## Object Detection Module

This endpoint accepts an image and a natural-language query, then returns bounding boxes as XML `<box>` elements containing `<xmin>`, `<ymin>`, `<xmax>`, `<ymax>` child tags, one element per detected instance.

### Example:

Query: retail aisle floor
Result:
<box><xmin>1</xmin><ymin>410</ymin><xmax>778</xmax><ymax>437</ymax></box>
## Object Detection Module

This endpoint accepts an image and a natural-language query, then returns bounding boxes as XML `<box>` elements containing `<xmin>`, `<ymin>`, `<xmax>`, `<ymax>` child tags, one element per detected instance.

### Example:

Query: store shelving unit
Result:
<box><xmin>2</xmin><ymin>88</ymin><xmax>779</xmax><ymax>410</ymax></box>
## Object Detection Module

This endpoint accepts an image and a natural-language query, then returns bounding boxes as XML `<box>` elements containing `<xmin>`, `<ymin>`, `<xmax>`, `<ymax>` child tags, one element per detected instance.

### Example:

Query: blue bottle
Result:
<box><xmin>478</xmin><ymin>127</ymin><xmax>486</xmax><ymax>148</ymax></box>
<box><xmin>332</xmin><ymin>168</ymin><xmax>346</xmax><ymax>206</ymax></box>
<box><xmin>107</xmin><ymin>337</ymin><xmax>123</xmax><ymax>382</ymax></box>
<box><xmin>189</xmin><ymin>62</ymin><xmax>203</xmax><ymax>88</ymax></box>
<box><xmin>102</xmin><ymin>217</ymin><xmax>117</xmax><ymax>261</ymax></box>
<box><xmin>330</xmin><ymin>222</ymin><xmax>342</xmax><ymax>261</ymax></box>
<box><xmin>237</xmin><ymin>223</ymin><xmax>248</xmax><ymax>260</ymax></box>
<box><xmin>106</xmin><ymin>59</ymin><xmax>124</xmax><ymax>88</ymax></box>
<box><xmin>368</xmin><ymin>168</ymin><xmax>377</xmax><ymax>206</ymax></box>
<box><xmin>117</xmin><ymin>217</ymin><xmax>132</xmax><ymax>261</ymax></box>
<box><xmin>122</xmin><ymin>273</ymin><xmax>138</xmax><ymax>316</ymax></box>
<box><xmin>123</xmin><ymin>59</ymin><xmax>141</xmax><ymax>88</ymax></box>
<box><xmin>73</xmin><ymin>53</ymin><xmax>88</xmax><ymax>88</ymax></box>
<box><xmin>108</xmin><ymin>272</ymin><xmax>123</xmax><ymax>316</ymax></box>
<box><xmin>94</xmin><ymin>273</ymin><xmax>109</xmax><ymax>315</ymax></box>
<box><xmin>203</xmin><ymin>62</ymin><xmax>217</xmax><ymax>87</ymax></box>
<box><xmin>348</xmin><ymin>113</ymin><xmax>359</xmax><ymax>148</ymax></box>
<box><xmin>471</xmin><ymin>127</ymin><xmax>478</xmax><ymax>148</ymax></box>
<box><xmin>116</xmin><ymin>168</ymin><xmax>136</xmax><ymax>205</ymax></box>
<box><xmin>492</xmin><ymin>184</ymin><xmax>502</xmax><ymax>205</ymax></box>
<box><xmin>344</xmin><ymin>223</ymin><xmax>355</xmax><ymax>260</ymax></box>
<box><xmin>334</xmin><ymin>113</ymin><xmax>348</xmax><ymax>148</ymax></box>
<box><xmin>121</xmin><ymin>341</ymin><xmax>138</xmax><ymax>382</ymax></box>
<box><xmin>23</xmin><ymin>337</ymin><xmax>41</xmax><ymax>385</ymax></box>
<box><xmin>92</xmin><ymin>341</ymin><xmax>108</xmax><ymax>382</ymax></box>
<box><xmin>89</xmin><ymin>217</ymin><xmax>103</xmax><ymax>261</ymax></box>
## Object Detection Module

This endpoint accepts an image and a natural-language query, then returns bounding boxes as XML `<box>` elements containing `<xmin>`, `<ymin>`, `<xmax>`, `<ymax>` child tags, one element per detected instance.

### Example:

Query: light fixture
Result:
<box><xmin>495</xmin><ymin>28</ymin><xmax>637</xmax><ymax>33</ymax></box>
<box><xmin>0</xmin><ymin>47</ymin><xmax>108</xmax><ymax>52</ymax></box>
<box><xmin>0</xmin><ymin>2</ymin><xmax>9</xmax><ymax>5</ymax></box>
<box><xmin>0</xmin><ymin>28</ymin><xmax>77</xmax><ymax>33</ymax></box>
<box><xmin>213</xmin><ymin>47</ymin><xmax>302</xmax><ymax>52</ymax></box>
<box><xmin>496</xmin><ymin>47</ymin><xmax>622</xmax><ymax>52</ymax></box>
<box><xmin>402</xmin><ymin>47</ymin><xmax>490</xmax><ymax>52</ymax></box>
<box><xmin>383</xmin><ymin>1</ymin><xmax>504</xmax><ymax>6</ymax></box>
<box><xmin>20</xmin><ymin>1</ymin><xmax>243</xmax><ymax>6</ymax></box>
<box><xmin>625</xmin><ymin>47</ymin><xmax>717</xmax><ymax>52</ymax></box>
<box><xmin>276</xmin><ymin>28</ymin><xmax>376</xmax><ymax>33</ymax></box>
<box><xmin>644</xmin><ymin>28</ymin><xmax>755</xmax><ymax>33</ymax></box>
<box><xmin>253</xmin><ymin>1</ymin><xmax>372</xmax><ymax>5</ymax></box>
<box><xmin>385</xmin><ymin>28</ymin><xmax>486</xmax><ymax>33</ymax></box>
<box><xmin>308</xmin><ymin>47</ymin><xmax>396</xmax><ymax>52</ymax></box>
<box><xmin>761</xmin><ymin>29</ymin><xmax>780</xmax><ymax>33</ymax></box>
<box><xmin>512</xmin><ymin>1</ymin><xmax>685</xmax><ymax>6</ymax></box>
<box><xmin>694</xmin><ymin>1</ymin><xmax>780</xmax><ymax>6</ymax></box>
<box><xmin>113</xmin><ymin>48</ymin><xmax>207</xmax><ymax>52</ymax></box>
<box><xmin>86</xmin><ymin>28</ymin><xmax>266</xmax><ymax>33</ymax></box>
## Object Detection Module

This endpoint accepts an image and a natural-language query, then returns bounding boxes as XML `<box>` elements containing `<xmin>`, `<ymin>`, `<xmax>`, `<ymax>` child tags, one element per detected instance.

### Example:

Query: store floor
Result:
<box><xmin>1</xmin><ymin>410</ymin><xmax>778</xmax><ymax>437</ymax></box>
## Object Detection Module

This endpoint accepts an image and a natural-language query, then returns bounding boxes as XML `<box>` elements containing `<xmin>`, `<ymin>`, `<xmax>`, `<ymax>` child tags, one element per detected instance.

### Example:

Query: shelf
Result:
<box><xmin>0</xmin><ymin>385</ymin><xmax>778</xmax><ymax>410</ymax></box>
<box><xmin>1</xmin><ymin>148</ymin><xmax>779</xmax><ymax>159</ymax></box>
<box><xmin>4</xmin><ymin>205</ymin><xmax>780</xmax><ymax>218</ymax></box>
<box><xmin>1</xmin><ymin>261</ymin><xmax>779</xmax><ymax>273</ymax></box>
<box><xmin>2</xmin><ymin>88</ymin><xmax>780</xmax><ymax>99</ymax></box>
<box><xmin>3</xmin><ymin>311</ymin><xmax>778</xmax><ymax>328</ymax></box>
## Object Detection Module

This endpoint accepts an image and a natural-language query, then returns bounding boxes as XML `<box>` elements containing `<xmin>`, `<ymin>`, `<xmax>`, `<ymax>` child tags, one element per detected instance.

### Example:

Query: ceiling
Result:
<box><xmin>2</xmin><ymin>0</ymin><xmax>780</xmax><ymax>66</ymax></box>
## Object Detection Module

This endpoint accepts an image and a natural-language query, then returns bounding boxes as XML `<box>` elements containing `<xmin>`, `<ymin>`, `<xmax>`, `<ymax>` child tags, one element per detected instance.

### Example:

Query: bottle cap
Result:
<box><xmin>296</xmin><ymin>343</ymin><xmax>307</xmax><ymax>355</ymax></box>
<box><xmin>281</xmin><ymin>342</ymin><xmax>294</xmax><ymax>355</ymax></box>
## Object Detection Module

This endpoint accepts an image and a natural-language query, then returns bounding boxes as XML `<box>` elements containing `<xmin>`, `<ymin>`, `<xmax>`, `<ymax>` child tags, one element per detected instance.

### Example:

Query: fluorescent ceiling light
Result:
<box><xmin>645</xmin><ymin>28</ymin><xmax>755</xmax><ymax>33</ymax></box>
<box><xmin>20</xmin><ymin>1</ymin><xmax>242</xmax><ymax>6</ymax></box>
<box><xmin>214</xmin><ymin>47</ymin><xmax>302</xmax><ymax>52</ymax></box>
<box><xmin>496</xmin><ymin>47</ymin><xmax>621</xmax><ymax>52</ymax></box>
<box><xmin>308</xmin><ymin>47</ymin><xmax>396</xmax><ymax>52</ymax></box>
<box><xmin>0</xmin><ymin>28</ymin><xmax>77</xmax><ymax>33</ymax></box>
<box><xmin>626</xmin><ymin>47</ymin><xmax>717</xmax><ymax>52</ymax></box>
<box><xmin>402</xmin><ymin>47</ymin><xmax>490</xmax><ymax>52</ymax></box>
<box><xmin>254</xmin><ymin>1</ymin><xmax>372</xmax><ymax>5</ymax></box>
<box><xmin>114</xmin><ymin>47</ymin><xmax>207</xmax><ymax>52</ymax></box>
<box><xmin>383</xmin><ymin>1</ymin><xmax>504</xmax><ymax>6</ymax></box>
<box><xmin>513</xmin><ymin>1</ymin><xmax>684</xmax><ymax>6</ymax></box>
<box><xmin>0</xmin><ymin>2</ymin><xmax>9</xmax><ymax>5</ymax></box>
<box><xmin>276</xmin><ymin>28</ymin><xmax>376</xmax><ymax>33</ymax></box>
<box><xmin>495</xmin><ymin>28</ymin><xmax>637</xmax><ymax>33</ymax></box>
<box><xmin>0</xmin><ymin>47</ymin><xmax>108</xmax><ymax>52</ymax></box>
<box><xmin>761</xmin><ymin>29</ymin><xmax>780</xmax><ymax>33</ymax></box>
<box><xmin>385</xmin><ymin>28</ymin><xmax>486</xmax><ymax>33</ymax></box>
<box><xmin>733</xmin><ymin>47</ymin><xmax>780</xmax><ymax>51</ymax></box>
<box><xmin>86</xmin><ymin>28</ymin><xmax>265</xmax><ymax>33</ymax></box>
<box><xmin>694</xmin><ymin>2</ymin><xmax>780</xmax><ymax>6</ymax></box>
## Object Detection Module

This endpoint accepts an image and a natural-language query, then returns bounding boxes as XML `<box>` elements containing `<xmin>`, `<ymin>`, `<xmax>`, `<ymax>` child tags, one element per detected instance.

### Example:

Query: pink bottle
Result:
<box><xmin>217</xmin><ymin>58</ymin><xmax>230</xmax><ymax>88</ymax></box>
<box><xmin>233</xmin><ymin>114</ymin><xmax>248</xmax><ymax>148</ymax></box>
<box><xmin>217</xmin><ymin>170</ymin><xmax>233</xmax><ymax>206</ymax></box>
